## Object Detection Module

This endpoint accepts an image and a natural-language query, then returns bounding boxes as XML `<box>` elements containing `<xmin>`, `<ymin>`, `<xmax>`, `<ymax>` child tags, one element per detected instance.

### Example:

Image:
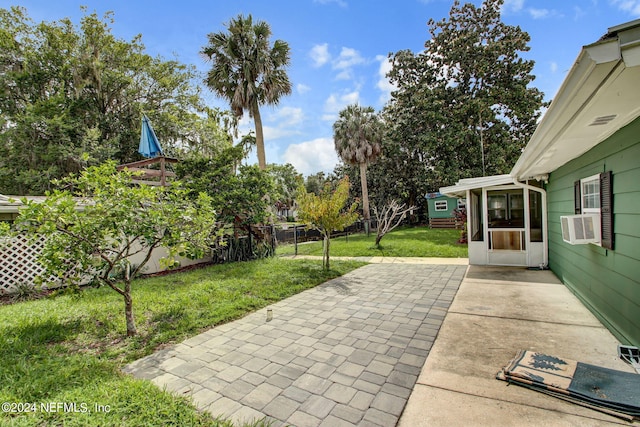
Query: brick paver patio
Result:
<box><xmin>123</xmin><ymin>263</ymin><xmax>466</xmax><ymax>426</ymax></box>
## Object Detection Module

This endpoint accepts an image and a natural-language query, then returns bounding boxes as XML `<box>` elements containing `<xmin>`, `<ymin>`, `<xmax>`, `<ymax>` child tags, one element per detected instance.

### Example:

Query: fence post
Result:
<box><xmin>271</xmin><ymin>224</ymin><xmax>276</xmax><ymax>256</ymax></box>
<box><xmin>294</xmin><ymin>224</ymin><xmax>298</xmax><ymax>256</ymax></box>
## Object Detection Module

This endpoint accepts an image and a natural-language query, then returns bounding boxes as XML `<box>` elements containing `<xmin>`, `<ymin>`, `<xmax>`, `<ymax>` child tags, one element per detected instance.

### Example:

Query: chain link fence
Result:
<box><xmin>274</xmin><ymin>220</ymin><xmax>378</xmax><ymax>254</ymax></box>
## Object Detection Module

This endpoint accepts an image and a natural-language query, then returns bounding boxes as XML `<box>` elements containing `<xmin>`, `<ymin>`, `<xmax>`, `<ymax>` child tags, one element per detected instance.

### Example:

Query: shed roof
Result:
<box><xmin>440</xmin><ymin>175</ymin><xmax>514</xmax><ymax>198</ymax></box>
<box><xmin>0</xmin><ymin>194</ymin><xmax>89</xmax><ymax>214</ymax></box>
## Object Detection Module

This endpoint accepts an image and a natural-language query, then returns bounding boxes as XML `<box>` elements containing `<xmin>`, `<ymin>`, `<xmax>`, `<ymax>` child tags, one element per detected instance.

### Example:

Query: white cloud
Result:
<box><xmin>375</xmin><ymin>55</ymin><xmax>397</xmax><ymax>105</ymax></box>
<box><xmin>527</xmin><ymin>8</ymin><xmax>562</xmax><ymax>19</ymax></box>
<box><xmin>309</xmin><ymin>45</ymin><xmax>366</xmax><ymax>80</ymax></box>
<box><xmin>550</xmin><ymin>61</ymin><xmax>558</xmax><ymax>73</ymax></box>
<box><xmin>263</xmin><ymin>125</ymin><xmax>297</xmax><ymax>141</ymax></box>
<box><xmin>261</xmin><ymin>106</ymin><xmax>305</xmax><ymax>141</ymax></box>
<box><xmin>283</xmin><ymin>137</ymin><xmax>339</xmax><ymax>176</ymax></box>
<box><xmin>268</xmin><ymin>106</ymin><xmax>304</xmax><ymax>128</ymax></box>
<box><xmin>323</xmin><ymin>90</ymin><xmax>360</xmax><ymax>121</ymax></box>
<box><xmin>334</xmin><ymin>70</ymin><xmax>351</xmax><ymax>81</ymax></box>
<box><xmin>528</xmin><ymin>8</ymin><xmax>549</xmax><ymax>19</ymax></box>
<box><xmin>313</xmin><ymin>0</ymin><xmax>347</xmax><ymax>7</ymax></box>
<box><xmin>610</xmin><ymin>0</ymin><xmax>640</xmax><ymax>15</ymax></box>
<box><xmin>309</xmin><ymin>43</ymin><xmax>330</xmax><ymax>67</ymax></box>
<box><xmin>237</xmin><ymin>106</ymin><xmax>303</xmax><ymax>143</ymax></box>
<box><xmin>296</xmin><ymin>83</ymin><xmax>311</xmax><ymax>94</ymax></box>
<box><xmin>332</xmin><ymin>47</ymin><xmax>366</xmax><ymax>80</ymax></box>
<box><xmin>501</xmin><ymin>0</ymin><xmax>524</xmax><ymax>14</ymax></box>
<box><xmin>333</xmin><ymin>47</ymin><xmax>365</xmax><ymax>70</ymax></box>
<box><xmin>573</xmin><ymin>6</ymin><xmax>587</xmax><ymax>20</ymax></box>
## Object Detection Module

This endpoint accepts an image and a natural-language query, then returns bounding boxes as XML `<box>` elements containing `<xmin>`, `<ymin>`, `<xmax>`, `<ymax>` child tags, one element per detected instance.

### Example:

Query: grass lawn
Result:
<box><xmin>277</xmin><ymin>226</ymin><xmax>468</xmax><ymax>258</ymax></box>
<box><xmin>0</xmin><ymin>257</ymin><xmax>365</xmax><ymax>427</ymax></box>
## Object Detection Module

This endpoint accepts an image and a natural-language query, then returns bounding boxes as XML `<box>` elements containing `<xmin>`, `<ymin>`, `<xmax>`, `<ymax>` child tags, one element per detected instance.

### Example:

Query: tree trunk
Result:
<box><xmin>124</xmin><ymin>290</ymin><xmax>137</xmax><ymax>337</ymax></box>
<box><xmin>323</xmin><ymin>233</ymin><xmax>330</xmax><ymax>270</ymax></box>
<box><xmin>124</xmin><ymin>264</ymin><xmax>137</xmax><ymax>336</ymax></box>
<box><xmin>359</xmin><ymin>162</ymin><xmax>370</xmax><ymax>220</ymax></box>
<box><xmin>251</xmin><ymin>101</ymin><xmax>267</xmax><ymax>170</ymax></box>
<box><xmin>408</xmin><ymin>193</ymin><xmax>416</xmax><ymax>223</ymax></box>
<box><xmin>359</xmin><ymin>162</ymin><xmax>370</xmax><ymax>235</ymax></box>
<box><xmin>478</xmin><ymin>112</ymin><xmax>486</xmax><ymax>176</ymax></box>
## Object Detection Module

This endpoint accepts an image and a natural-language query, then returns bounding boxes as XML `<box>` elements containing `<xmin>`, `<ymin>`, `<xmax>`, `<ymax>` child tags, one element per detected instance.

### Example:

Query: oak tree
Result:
<box><xmin>384</xmin><ymin>0</ymin><xmax>545</xmax><ymax>191</ymax></box>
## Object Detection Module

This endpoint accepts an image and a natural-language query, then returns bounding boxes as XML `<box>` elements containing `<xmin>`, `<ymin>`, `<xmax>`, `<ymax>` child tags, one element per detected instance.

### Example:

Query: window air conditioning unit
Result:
<box><xmin>560</xmin><ymin>214</ymin><xmax>601</xmax><ymax>245</ymax></box>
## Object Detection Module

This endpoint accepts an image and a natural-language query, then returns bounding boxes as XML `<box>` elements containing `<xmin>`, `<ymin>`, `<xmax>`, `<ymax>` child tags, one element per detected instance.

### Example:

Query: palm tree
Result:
<box><xmin>201</xmin><ymin>14</ymin><xmax>291</xmax><ymax>170</ymax></box>
<box><xmin>333</xmin><ymin>104</ymin><xmax>383</xmax><ymax>233</ymax></box>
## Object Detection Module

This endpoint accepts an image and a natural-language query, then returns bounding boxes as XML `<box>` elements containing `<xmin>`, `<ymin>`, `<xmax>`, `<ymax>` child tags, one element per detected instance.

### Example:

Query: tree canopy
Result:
<box><xmin>379</xmin><ymin>0</ymin><xmax>545</xmax><ymax>201</ymax></box>
<box><xmin>267</xmin><ymin>163</ymin><xmax>303</xmax><ymax>213</ymax></box>
<box><xmin>333</xmin><ymin>104</ymin><xmax>383</xmax><ymax>229</ymax></box>
<box><xmin>201</xmin><ymin>14</ymin><xmax>292</xmax><ymax>170</ymax></box>
<box><xmin>0</xmin><ymin>6</ymin><xmax>230</xmax><ymax>195</ymax></box>
<box><xmin>296</xmin><ymin>177</ymin><xmax>359</xmax><ymax>269</ymax></box>
<box><xmin>175</xmin><ymin>145</ymin><xmax>276</xmax><ymax>226</ymax></box>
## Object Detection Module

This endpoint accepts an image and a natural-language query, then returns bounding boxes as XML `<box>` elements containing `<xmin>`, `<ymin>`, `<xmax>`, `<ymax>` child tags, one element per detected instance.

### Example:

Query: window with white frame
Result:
<box><xmin>581</xmin><ymin>174</ymin><xmax>600</xmax><ymax>213</ymax></box>
<box><xmin>434</xmin><ymin>200</ymin><xmax>448</xmax><ymax>211</ymax></box>
<box><xmin>573</xmin><ymin>171</ymin><xmax>614</xmax><ymax>250</ymax></box>
<box><xmin>457</xmin><ymin>198</ymin><xmax>466</xmax><ymax>209</ymax></box>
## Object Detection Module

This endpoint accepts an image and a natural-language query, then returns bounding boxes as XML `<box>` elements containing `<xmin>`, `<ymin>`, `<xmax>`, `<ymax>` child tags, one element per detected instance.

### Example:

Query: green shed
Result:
<box><xmin>426</xmin><ymin>193</ymin><xmax>465</xmax><ymax>228</ymax></box>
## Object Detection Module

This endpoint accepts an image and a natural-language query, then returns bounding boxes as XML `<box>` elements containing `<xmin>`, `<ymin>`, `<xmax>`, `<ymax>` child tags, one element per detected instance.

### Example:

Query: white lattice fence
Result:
<box><xmin>1</xmin><ymin>234</ymin><xmax>213</xmax><ymax>295</ymax></box>
<box><xmin>0</xmin><ymin>234</ymin><xmax>60</xmax><ymax>294</ymax></box>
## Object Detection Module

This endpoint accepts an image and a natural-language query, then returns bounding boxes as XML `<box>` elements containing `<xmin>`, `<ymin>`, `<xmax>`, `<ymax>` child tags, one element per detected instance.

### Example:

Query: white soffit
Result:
<box><xmin>512</xmin><ymin>21</ymin><xmax>640</xmax><ymax>181</ymax></box>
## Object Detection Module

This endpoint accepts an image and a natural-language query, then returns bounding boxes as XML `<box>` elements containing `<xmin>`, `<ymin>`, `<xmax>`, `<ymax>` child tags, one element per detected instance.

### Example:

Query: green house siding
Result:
<box><xmin>427</xmin><ymin>195</ymin><xmax>459</xmax><ymax>219</ymax></box>
<box><xmin>546</xmin><ymin>117</ymin><xmax>640</xmax><ymax>347</ymax></box>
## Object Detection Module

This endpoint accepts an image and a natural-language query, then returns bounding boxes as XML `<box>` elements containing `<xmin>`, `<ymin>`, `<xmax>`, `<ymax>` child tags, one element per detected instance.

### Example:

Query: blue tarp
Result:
<box><xmin>138</xmin><ymin>115</ymin><xmax>163</xmax><ymax>158</ymax></box>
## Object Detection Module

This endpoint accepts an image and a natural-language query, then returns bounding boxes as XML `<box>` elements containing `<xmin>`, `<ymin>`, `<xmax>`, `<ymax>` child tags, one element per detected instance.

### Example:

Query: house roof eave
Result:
<box><xmin>511</xmin><ymin>20</ymin><xmax>640</xmax><ymax>181</ymax></box>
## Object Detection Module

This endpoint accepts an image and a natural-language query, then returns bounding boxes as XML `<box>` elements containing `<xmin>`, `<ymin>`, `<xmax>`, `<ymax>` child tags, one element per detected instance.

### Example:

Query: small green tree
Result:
<box><xmin>12</xmin><ymin>161</ymin><xmax>219</xmax><ymax>337</ymax></box>
<box><xmin>296</xmin><ymin>177</ymin><xmax>359</xmax><ymax>270</ymax></box>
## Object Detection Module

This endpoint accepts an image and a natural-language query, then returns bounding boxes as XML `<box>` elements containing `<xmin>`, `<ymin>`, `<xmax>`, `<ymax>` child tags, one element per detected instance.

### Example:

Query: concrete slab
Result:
<box><xmin>400</xmin><ymin>385</ymin><xmax>629</xmax><ymax>427</ymax></box>
<box><xmin>414</xmin><ymin>314</ymin><xmax>630</xmax><ymax>417</ymax></box>
<box><xmin>449</xmin><ymin>281</ymin><xmax>605</xmax><ymax>327</ymax></box>
<box><xmin>399</xmin><ymin>265</ymin><xmax>635</xmax><ymax>427</ymax></box>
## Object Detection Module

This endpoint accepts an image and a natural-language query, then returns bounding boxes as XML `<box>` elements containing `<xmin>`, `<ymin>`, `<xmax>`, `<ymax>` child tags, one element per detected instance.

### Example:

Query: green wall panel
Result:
<box><xmin>427</xmin><ymin>196</ymin><xmax>459</xmax><ymax>219</ymax></box>
<box><xmin>546</xmin><ymin>117</ymin><xmax>640</xmax><ymax>347</ymax></box>
<box><xmin>615</xmin><ymin>215</ymin><xmax>640</xmax><ymax>239</ymax></box>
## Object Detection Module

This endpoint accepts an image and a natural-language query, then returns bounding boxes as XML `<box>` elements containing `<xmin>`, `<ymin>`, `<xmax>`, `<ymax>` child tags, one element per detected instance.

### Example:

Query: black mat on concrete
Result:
<box><xmin>497</xmin><ymin>350</ymin><xmax>640</xmax><ymax>421</ymax></box>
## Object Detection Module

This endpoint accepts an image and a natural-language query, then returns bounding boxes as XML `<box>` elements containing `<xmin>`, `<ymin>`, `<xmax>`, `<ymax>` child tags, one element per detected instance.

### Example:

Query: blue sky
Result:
<box><xmin>3</xmin><ymin>0</ymin><xmax>640</xmax><ymax>175</ymax></box>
